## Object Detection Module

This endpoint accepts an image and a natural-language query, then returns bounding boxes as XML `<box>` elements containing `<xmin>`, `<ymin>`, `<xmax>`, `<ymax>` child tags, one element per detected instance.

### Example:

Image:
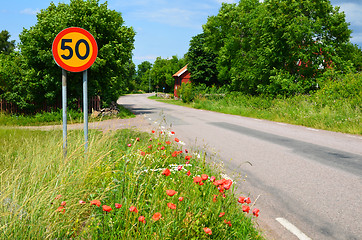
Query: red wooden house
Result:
<box><xmin>173</xmin><ymin>64</ymin><xmax>190</xmax><ymax>98</ymax></box>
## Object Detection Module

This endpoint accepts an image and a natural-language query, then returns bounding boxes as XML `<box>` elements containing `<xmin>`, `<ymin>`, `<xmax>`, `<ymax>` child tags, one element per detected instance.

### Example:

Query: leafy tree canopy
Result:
<box><xmin>19</xmin><ymin>0</ymin><xmax>135</xmax><ymax>107</ymax></box>
<box><xmin>0</xmin><ymin>30</ymin><xmax>15</xmax><ymax>54</ymax></box>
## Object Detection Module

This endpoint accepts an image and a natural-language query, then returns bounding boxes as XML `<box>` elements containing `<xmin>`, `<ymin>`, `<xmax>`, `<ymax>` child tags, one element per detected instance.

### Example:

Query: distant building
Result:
<box><xmin>173</xmin><ymin>64</ymin><xmax>190</xmax><ymax>98</ymax></box>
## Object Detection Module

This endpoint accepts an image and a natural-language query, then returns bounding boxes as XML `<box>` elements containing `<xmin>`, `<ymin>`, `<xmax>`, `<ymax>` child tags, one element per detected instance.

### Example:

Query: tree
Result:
<box><xmin>187</xmin><ymin>33</ymin><xmax>218</xmax><ymax>87</ymax></box>
<box><xmin>135</xmin><ymin>61</ymin><xmax>152</xmax><ymax>91</ymax></box>
<box><xmin>0</xmin><ymin>30</ymin><xmax>15</xmax><ymax>54</ymax></box>
<box><xmin>19</xmin><ymin>0</ymin><xmax>135</xmax><ymax>108</ymax></box>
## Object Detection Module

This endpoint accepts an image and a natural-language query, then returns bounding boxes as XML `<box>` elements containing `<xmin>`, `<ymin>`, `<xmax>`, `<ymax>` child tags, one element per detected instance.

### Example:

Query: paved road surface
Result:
<box><xmin>118</xmin><ymin>94</ymin><xmax>362</xmax><ymax>240</ymax></box>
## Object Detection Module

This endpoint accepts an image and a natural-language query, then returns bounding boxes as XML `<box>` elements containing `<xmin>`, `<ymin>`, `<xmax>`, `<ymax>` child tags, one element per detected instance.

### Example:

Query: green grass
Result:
<box><xmin>151</xmin><ymin>93</ymin><xmax>361</xmax><ymax>135</ymax></box>
<box><xmin>0</xmin><ymin>105</ymin><xmax>135</xmax><ymax>126</ymax></box>
<box><xmin>0</xmin><ymin>128</ymin><xmax>263</xmax><ymax>239</ymax></box>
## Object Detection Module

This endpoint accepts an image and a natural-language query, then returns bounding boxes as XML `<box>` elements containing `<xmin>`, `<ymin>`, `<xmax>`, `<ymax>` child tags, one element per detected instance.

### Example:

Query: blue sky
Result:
<box><xmin>1</xmin><ymin>0</ymin><xmax>361</xmax><ymax>67</ymax></box>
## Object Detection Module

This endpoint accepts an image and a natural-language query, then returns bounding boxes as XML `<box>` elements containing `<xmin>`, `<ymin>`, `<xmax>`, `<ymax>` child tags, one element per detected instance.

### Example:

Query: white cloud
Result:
<box><xmin>215</xmin><ymin>0</ymin><xmax>236</xmax><ymax>4</ymax></box>
<box><xmin>134</xmin><ymin>55</ymin><xmax>158</xmax><ymax>61</ymax></box>
<box><xmin>20</xmin><ymin>8</ymin><xmax>39</xmax><ymax>15</ymax></box>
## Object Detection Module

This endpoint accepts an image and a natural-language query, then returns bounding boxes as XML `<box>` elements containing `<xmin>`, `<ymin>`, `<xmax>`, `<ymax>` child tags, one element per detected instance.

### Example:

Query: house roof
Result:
<box><xmin>173</xmin><ymin>64</ymin><xmax>188</xmax><ymax>77</ymax></box>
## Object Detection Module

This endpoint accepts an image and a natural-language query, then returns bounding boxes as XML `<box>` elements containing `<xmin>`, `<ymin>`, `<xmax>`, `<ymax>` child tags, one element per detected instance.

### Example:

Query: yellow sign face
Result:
<box><xmin>52</xmin><ymin>27</ymin><xmax>98</xmax><ymax>72</ymax></box>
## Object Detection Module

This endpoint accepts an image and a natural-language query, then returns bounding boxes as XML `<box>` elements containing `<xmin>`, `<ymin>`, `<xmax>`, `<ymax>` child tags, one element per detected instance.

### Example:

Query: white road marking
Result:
<box><xmin>254</xmin><ymin>119</ymin><xmax>262</xmax><ymax>121</ymax></box>
<box><xmin>276</xmin><ymin>218</ymin><xmax>312</xmax><ymax>240</ymax></box>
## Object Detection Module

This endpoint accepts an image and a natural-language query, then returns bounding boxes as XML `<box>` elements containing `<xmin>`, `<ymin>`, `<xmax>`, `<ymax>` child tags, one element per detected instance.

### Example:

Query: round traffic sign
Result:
<box><xmin>52</xmin><ymin>27</ymin><xmax>98</xmax><ymax>72</ymax></box>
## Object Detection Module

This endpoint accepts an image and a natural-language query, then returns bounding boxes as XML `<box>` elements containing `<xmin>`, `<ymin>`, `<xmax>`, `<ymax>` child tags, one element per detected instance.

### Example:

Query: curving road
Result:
<box><xmin>118</xmin><ymin>94</ymin><xmax>362</xmax><ymax>240</ymax></box>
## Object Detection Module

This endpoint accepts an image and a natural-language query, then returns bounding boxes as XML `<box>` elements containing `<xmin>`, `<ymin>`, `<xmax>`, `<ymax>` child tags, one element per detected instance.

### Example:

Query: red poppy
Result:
<box><xmin>174</xmin><ymin>138</ymin><xmax>179</xmax><ymax>142</ymax></box>
<box><xmin>160</xmin><ymin>131</ymin><xmax>163</xmax><ymax>134</ymax></box>
<box><xmin>185</xmin><ymin>149</ymin><xmax>188</xmax><ymax>153</ymax></box>
<box><xmin>185</xmin><ymin>161</ymin><xmax>190</xmax><ymax>164</ymax></box>
<box><xmin>149</xmin><ymin>138</ymin><xmax>152</xmax><ymax>141</ymax></box>
<box><xmin>138</xmin><ymin>215</ymin><xmax>146</xmax><ymax>223</ymax></box>
<box><xmin>193</xmin><ymin>176</ymin><xmax>202</xmax><ymax>183</ymax></box>
<box><xmin>162</xmin><ymin>168</ymin><xmax>171</xmax><ymax>176</ymax></box>
<box><xmin>177</xmin><ymin>165</ymin><xmax>183</xmax><ymax>171</ymax></box>
<box><xmin>141</xmin><ymin>151</ymin><xmax>146</xmax><ymax>156</ymax></box>
<box><xmin>55</xmin><ymin>194</ymin><xmax>62</xmax><ymax>200</ymax></box>
<box><xmin>187</xmin><ymin>170</ymin><xmax>191</xmax><ymax>176</ymax></box>
<box><xmin>90</xmin><ymin>200</ymin><xmax>101</xmax><ymax>207</ymax></box>
<box><xmin>152</xmin><ymin>130</ymin><xmax>155</xmax><ymax>133</ymax></box>
<box><xmin>152</xmin><ymin>212</ymin><xmax>162</xmax><ymax>221</ymax></box>
<box><xmin>210</xmin><ymin>176</ymin><xmax>216</xmax><ymax>182</ymax></box>
<box><xmin>167</xmin><ymin>202</ymin><xmax>176</xmax><ymax>209</ymax></box>
<box><xmin>115</xmin><ymin>203</ymin><xmax>122</xmax><ymax>209</ymax></box>
<box><xmin>178</xmin><ymin>197</ymin><xmax>184</xmax><ymax>202</ymax></box>
<box><xmin>161</xmin><ymin>146</ymin><xmax>165</xmax><ymax>150</ymax></box>
<box><xmin>223</xmin><ymin>179</ymin><xmax>233</xmax><ymax>190</ymax></box>
<box><xmin>199</xmin><ymin>182</ymin><xmax>204</xmax><ymax>185</ymax></box>
<box><xmin>127</xmin><ymin>143</ymin><xmax>132</xmax><ymax>147</ymax></box>
<box><xmin>171</xmin><ymin>151</ymin><xmax>178</xmax><ymax>157</ymax></box>
<box><xmin>129</xmin><ymin>206</ymin><xmax>138</xmax><ymax>213</ymax></box>
<box><xmin>166</xmin><ymin>189</ymin><xmax>177</xmax><ymax>196</ymax></box>
<box><xmin>61</xmin><ymin>201</ymin><xmax>66</xmax><ymax>207</ymax></box>
<box><xmin>203</xmin><ymin>227</ymin><xmax>212</xmax><ymax>235</ymax></box>
<box><xmin>238</xmin><ymin>197</ymin><xmax>246</xmax><ymax>204</ymax></box>
<box><xmin>213</xmin><ymin>195</ymin><xmax>218</xmax><ymax>203</ymax></box>
<box><xmin>185</xmin><ymin>156</ymin><xmax>191</xmax><ymax>160</ymax></box>
<box><xmin>219</xmin><ymin>212</ymin><xmax>225</xmax><ymax>217</ymax></box>
<box><xmin>57</xmin><ymin>206</ymin><xmax>65</xmax><ymax>213</ymax></box>
<box><xmin>224</xmin><ymin>219</ymin><xmax>232</xmax><ymax>227</ymax></box>
<box><xmin>213</xmin><ymin>179</ymin><xmax>224</xmax><ymax>186</ymax></box>
<box><xmin>242</xmin><ymin>205</ymin><xmax>250</xmax><ymax>213</ymax></box>
<box><xmin>171</xmin><ymin>131</ymin><xmax>175</xmax><ymax>135</ymax></box>
<box><xmin>148</xmin><ymin>145</ymin><xmax>153</xmax><ymax>149</ymax></box>
<box><xmin>103</xmin><ymin>205</ymin><xmax>112</xmax><ymax>212</ymax></box>
<box><xmin>252</xmin><ymin>208</ymin><xmax>260</xmax><ymax>217</ymax></box>
<box><xmin>165</xmin><ymin>141</ymin><xmax>171</xmax><ymax>145</ymax></box>
<box><xmin>136</xmin><ymin>137</ymin><xmax>140</xmax><ymax>141</ymax></box>
<box><xmin>79</xmin><ymin>200</ymin><xmax>86</xmax><ymax>204</ymax></box>
<box><xmin>244</xmin><ymin>197</ymin><xmax>251</xmax><ymax>204</ymax></box>
<box><xmin>201</xmin><ymin>174</ymin><xmax>208</xmax><ymax>181</ymax></box>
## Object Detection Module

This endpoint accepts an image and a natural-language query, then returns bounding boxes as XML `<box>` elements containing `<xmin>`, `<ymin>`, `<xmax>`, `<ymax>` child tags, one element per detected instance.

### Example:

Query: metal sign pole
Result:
<box><xmin>83</xmin><ymin>70</ymin><xmax>88</xmax><ymax>152</ymax></box>
<box><xmin>62</xmin><ymin>69</ymin><xmax>67</xmax><ymax>158</ymax></box>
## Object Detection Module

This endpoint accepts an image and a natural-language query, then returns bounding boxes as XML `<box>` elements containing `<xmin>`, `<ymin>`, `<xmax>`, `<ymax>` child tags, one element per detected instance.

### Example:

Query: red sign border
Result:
<box><xmin>52</xmin><ymin>27</ymin><xmax>98</xmax><ymax>72</ymax></box>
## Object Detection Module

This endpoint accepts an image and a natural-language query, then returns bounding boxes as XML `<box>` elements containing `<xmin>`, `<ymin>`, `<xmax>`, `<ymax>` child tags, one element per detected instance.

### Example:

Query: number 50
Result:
<box><xmin>61</xmin><ymin>39</ymin><xmax>90</xmax><ymax>60</ymax></box>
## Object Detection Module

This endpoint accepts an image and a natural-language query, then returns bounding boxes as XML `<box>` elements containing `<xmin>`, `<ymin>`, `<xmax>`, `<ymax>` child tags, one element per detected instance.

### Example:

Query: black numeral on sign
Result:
<box><xmin>61</xmin><ymin>39</ymin><xmax>90</xmax><ymax>60</ymax></box>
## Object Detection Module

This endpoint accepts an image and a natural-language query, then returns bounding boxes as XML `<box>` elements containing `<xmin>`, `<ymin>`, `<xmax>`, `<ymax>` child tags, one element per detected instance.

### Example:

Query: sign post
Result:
<box><xmin>52</xmin><ymin>27</ymin><xmax>98</xmax><ymax>156</ymax></box>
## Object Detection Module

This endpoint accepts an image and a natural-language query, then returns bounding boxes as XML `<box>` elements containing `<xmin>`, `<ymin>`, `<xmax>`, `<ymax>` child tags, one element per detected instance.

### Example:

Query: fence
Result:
<box><xmin>0</xmin><ymin>96</ymin><xmax>101</xmax><ymax>114</ymax></box>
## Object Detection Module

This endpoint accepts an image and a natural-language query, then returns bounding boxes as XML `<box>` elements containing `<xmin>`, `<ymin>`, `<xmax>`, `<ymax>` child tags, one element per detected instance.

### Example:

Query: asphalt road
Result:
<box><xmin>118</xmin><ymin>94</ymin><xmax>362</xmax><ymax>240</ymax></box>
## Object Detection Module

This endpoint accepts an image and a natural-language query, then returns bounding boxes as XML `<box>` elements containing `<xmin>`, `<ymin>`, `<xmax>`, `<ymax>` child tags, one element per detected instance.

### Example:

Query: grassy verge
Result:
<box><xmin>0</xmin><ymin>105</ymin><xmax>134</xmax><ymax>126</ymax></box>
<box><xmin>0</xmin><ymin>128</ymin><xmax>263</xmax><ymax>239</ymax></box>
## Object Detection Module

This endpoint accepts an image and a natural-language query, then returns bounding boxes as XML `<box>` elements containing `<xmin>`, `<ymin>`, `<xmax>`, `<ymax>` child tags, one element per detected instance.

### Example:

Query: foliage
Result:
<box><xmin>194</xmin><ymin>0</ymin><xmax>355</xmax><ymax>96</ymax></box>
<box><xmin>0</xmin><ymin>30</ymin><xmax>15</xmax><ymax>54</ymax></box>
<box><xmin>149</xmin><ymin>56</ymin><xmax>186</xmax><ymax>93</ymax></box>
<box><xmin>18</xmin><ymin>0</ymin><xmax>135</xmax><ymax>109</ymax></box>
<box><xmin>134</xmin><ymin>61</ymin><xmax>152</xmax><ymax>92</ymax></box>
<box><xmin>0</xmin><ymin>128</ymin><xmax>263</xmax><ymax>239</ymax></box>
<box><xmin>180</xmin><ymin>82</ymin><xmax>194</xmax><ymax>103</ymax></box>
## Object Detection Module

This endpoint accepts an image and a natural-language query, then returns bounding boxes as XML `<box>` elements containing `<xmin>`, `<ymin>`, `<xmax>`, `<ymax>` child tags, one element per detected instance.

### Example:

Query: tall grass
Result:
<box><xmin>0</xmin><ymin>128</ymin><xmax>262</xmax><ymax>239</ymax></box>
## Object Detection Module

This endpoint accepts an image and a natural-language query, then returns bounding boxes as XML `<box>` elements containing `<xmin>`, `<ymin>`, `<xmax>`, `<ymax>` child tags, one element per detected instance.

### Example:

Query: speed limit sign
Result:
<box><xmin>52</xmin><ymin>27</ymin><xmax>98</xmax><ymax>72</ymax></box>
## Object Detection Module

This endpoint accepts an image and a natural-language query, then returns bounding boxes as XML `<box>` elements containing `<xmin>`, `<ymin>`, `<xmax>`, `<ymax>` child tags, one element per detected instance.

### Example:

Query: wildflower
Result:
<box><xmin>165</xmin><ymin>141</ymin><xmax>171</xmax><ymax>145</ymax></box>
<box><xmin>203</xmin><ymin>227</ymin><xmax>212</xmax><ymax>235</ymax></box>
<box><xmin>213</xmin><ymin>195</ymin><xmax>218</xmax><ymax>202</ymax></box>
<box><xmin>174</xmin><ymin>138</ymin><xmax>179</xmax><ymax>142</ymax></box>
<box><xmin>90</xmin><ymin>200</ymin><xmax>101</xmax><ymax>207</ymax></box>
<box><xmin>136</xmin><ymin>137</ymin><xmax>140</xmax><ymax>141</ymax></box>
<box><xmin>79</xmin><ymin>200</ymin><xmax>86</xmax><ymax>204</ymax></box>
<box><xmin>152</xmin><ymin>212</ymin><xmax>162</xmax><ymax>221</ymax></box>
<box><xmin>187</xmin><ymin>170</ymin><xmax>191</xmax><ymax>176</ymax></box>
<box><xmin>55</xmin><ymin>195</ymin><xmax>62</xmax><ymax>200</ymax></box>
<box><xmin>138</xmin><ymin>216</ymin><xmax>146</xmax><ymax>223</ymax></box>
<box><xmin>167</xmin><ymin>203</ymin><xmax>176</xmax><ymax>209</ymax></box>
<box><xmin>213</xmin><ymin>179</ymin><xmax>224</xmax><ymax>186</ymax></box>
<box><xmin>210</xmin><ymin>176</ymin><xmax>216</xmax><ymax>182</ymax></box>
<box><xmin>115</xmin><ymin>203</ymin><xmax>122</xmax><ymax>209</ymax></box>
<box><xmin>224</xmin><ymin>219</ymin><xmax>232</xmax><ymax>227</ymax></box>
<box><xmin>148</xmin><ymin>145</ymin><xmax>153</xmax><ymax>149</ymax></box>
<box><xmin>166</xmin><ymin>189</ymin><xmax>177</xmax><ymax>197</ymax></box>
<box><xmin>201</xmin><ymin>174</ymin><xmax>208</xmax><ymax>181</ymax></box>
<box><xmin>103</xmin><ymin>205</ymin><xmax>112</xmax><ymax>212</ymax></box>
<box><xmin>127</xmin><ymin>143</ymin><xmax>132</xmax><ymax>147</ymax></box>
<box><xmin>185</xmin><ymin>156</ymin><xmax>191</xmax><ymax>160</ymax></box>
<box><xmin>177</xmin><ymin>165</ymin><xmax>183</xmax><ymax>171</ymax></box>
<box><xmin>140</xmin><ymin>151</ymin><xmax>146</xmax><ymax>156</ymax></box>
<box><xmin>57</xmin><ymin>206</ymin><xmax>65</xmax><ymax>213</ymax></box>
<box><xmin>252</xmin><ymin>208</ymin><xmax>260</xmax><ymax>217</ymax></box>
<box><xmin>129</xmin><ymin>206</ymin><xmax>138</xmax><ymax>213</ymax></box>
<box><xmin>193</xmin><ymin>176</ymin><xmax>202</xmax><ymax>184</ymax></box>
<box><xmin>171</xmin><ymin>131</ymin><xmax>175</xmax><ymax>135</ymax></box>
<box><xmin>160</xmin><ymin>131</ymin><xmax>163</xmax><ymax>134</ymax></box>
<box><xmin>199</xmin><ymin>182</ymin><xmax>204</xmax><ymax>186</ymax></box>
<box><xmin>185</xmin><ymin>149</ymin><xmax>188</xmax><ymax>153</ymax></box>
<box><xmin>178</xmin><ymin>197</ymin><xmax>184</xmax><ymax>202</ymax></box>
<box><xmin>223</xmin><ymin>179</ymin><xmax>233</xmax><ymax>190</ymax></box>
<box><xmin>244</xmin><ymin>197</ymin><xmax>251</xmax><ymax>204</ymax></box>
<box><xmin>171</xmin><ymin>151</ymin><xmax>178</xmax><ymax>157</ymax></box>
<box><xmin>61</xmin><ymin>201</ymin><xmax>66</xmax><ymax>207</ymax></box>
<box><xmin>238</xmin><ymin>197</ymin><xmax>246</xmax><ymax>204</ymax></box>
<box><xmin>162</xmin><ymin>168</ymin><xmax>171</xmax><ymax>176</ymax></box>
<box><xmin>160</xmin><ymin>146</ymin><xmax>165</xmax><ymax>150</ymax></box>
<box><xmin>152</xmin><ymin>130</ymin><xmax>155</xmax><ymax>133</ymax></box>
<box><xmin>185</xmin><ymin>161</ymin><xmax>190</xmax><ymax>164</ymax></box>
<box><xmin>242</xmin><ymin>205</ymin><xmax>250</xmax><ymax>213</ymax></box>
<box><xmin>219</xmin><ymin>212</ymin><xmax>225</xmax><ymax>217</ymax></box>
<box><xmin>149</xmin><ymin>138</ymin><xmax>152</xmax><ymax>141</ymax></box>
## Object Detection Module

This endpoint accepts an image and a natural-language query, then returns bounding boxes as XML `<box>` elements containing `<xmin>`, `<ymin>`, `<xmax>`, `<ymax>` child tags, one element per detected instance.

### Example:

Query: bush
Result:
<box><xmin>180</xmin><ymin>82</ymin><xmax>195</xmax><ymax>103</ymax></box>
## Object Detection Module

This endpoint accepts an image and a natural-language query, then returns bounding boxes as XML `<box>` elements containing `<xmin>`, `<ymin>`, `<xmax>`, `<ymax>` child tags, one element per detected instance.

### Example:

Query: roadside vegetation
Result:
<box><xmin>152</xmin><ymin>72</ymin><xmax>361</xmax><ymax>135</ymax></box>
<box><xmin>0</xmin><ymin>128</ymin><xmax>263</xmax><ymax>239</ymax></box>
<box><xmin>0</xmin><ymin>105</ymin><xmax>134</xmax><ymax>126</ymax></box>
